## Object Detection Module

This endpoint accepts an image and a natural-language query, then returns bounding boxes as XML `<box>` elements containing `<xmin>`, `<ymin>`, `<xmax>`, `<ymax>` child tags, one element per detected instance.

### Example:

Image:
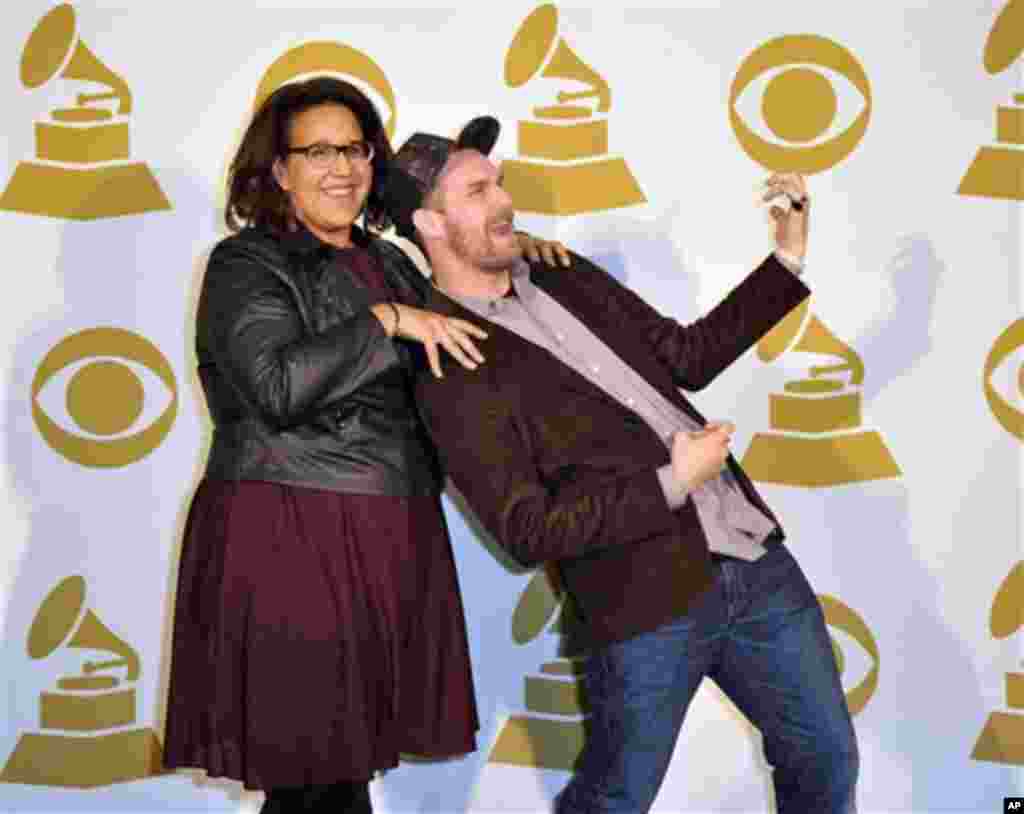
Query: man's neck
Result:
<box><xmin>431</xmin><ymin>257</ymin><xmax>514</xmax><ymax>300</ymax></box>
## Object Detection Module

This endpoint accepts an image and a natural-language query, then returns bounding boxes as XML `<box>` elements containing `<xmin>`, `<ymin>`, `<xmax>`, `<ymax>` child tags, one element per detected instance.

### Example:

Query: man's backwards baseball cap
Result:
<box><xmin>381</xmin><ymin>115</ymin><xmax>500</xmax><ymax>245</ymax></box>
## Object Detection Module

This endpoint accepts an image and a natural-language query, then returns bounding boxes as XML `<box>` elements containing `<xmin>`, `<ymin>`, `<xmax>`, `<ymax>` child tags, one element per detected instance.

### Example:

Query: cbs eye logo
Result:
<box><xmin>819</xmin><ymin>594</ymin><xmax>880</xmax><ymax>716</ymax></box>
<box><xmin>730</xmin><ymin>34</ymin><xmax>871</xmax><ymax>174</ymax></box>
<box><xmin>31</xmin><ymin>328</ymin><xmax>177</xmax><ymax>467</ymax></box>
<box><xmin>985</xmin><ymin>319</ymin><xmax>1024</xmax><ymax>441</ymax></box>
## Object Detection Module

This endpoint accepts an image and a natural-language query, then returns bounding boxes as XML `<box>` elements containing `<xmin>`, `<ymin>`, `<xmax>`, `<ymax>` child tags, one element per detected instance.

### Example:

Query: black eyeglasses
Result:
<box><xmin>285</xmin><ymin>140</ymin><xmax>375</xmax><ymax>168</ymax></box>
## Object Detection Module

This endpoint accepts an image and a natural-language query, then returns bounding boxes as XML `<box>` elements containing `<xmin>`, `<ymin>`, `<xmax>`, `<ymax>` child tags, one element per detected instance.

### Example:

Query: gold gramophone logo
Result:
<box><xmin>1</xmin><ymin>576</ymin><xmax>163</xmax><ymax>786</ymax></box>
<box><xmin>958</xmin><ymin>0</ymin><xmax>1024</xmax><ymax>200</ymax></box>
<box><xmin>0</xmin><ymin>4</ymin><xmax>170</xmax><ymax>220</ymax></box>
<box><xmin>500</xmin><ymin>4</ymin><xmax>645</xmax><ymax>216</ymax></box>
<box><xmin>729</xmin><ymin>35</ymin><xmax>871</xmax><ymax>175</ymax></box>
<box><xmin>819</xmin><ymin>594</ymin><xmax>880</xmax><ymax>716</ymax></box>
<box><xmin>31</xmin><ymin>327</ymin><xmax>178</xmax><ymax>468</ymax></box>
<box><xmin>488</xmin><ymin>566</ymin><xmax>587</xmax><ymax>770</ymax></box>
<box><xmin>740</xmin><ymin>298</ymin><xmax>900</xmax><ymax>487</ymax></box>
<box><xmin>984</xmin><ymin>318</ymin><xmax>1024</xmax><ymax>440</ymax></box>
<box><xmin>972</xmin><ymin>563</ymin><xmax>1024</xmax><ymax>764</ymax></box>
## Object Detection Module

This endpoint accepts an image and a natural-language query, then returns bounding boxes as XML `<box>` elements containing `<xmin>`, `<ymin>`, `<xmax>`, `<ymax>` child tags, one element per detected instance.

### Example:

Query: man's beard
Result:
<box><xmin>447</xmin><ymin>211</ymin><xmax>522</xmax><ymax>272</ymax></box>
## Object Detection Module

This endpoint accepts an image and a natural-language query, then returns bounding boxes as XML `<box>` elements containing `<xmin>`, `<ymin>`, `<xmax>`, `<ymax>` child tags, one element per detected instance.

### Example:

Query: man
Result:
<box><xmin>380</xmin><ymin>117</ymin><xmax>858</xmax><ymax>813</ymax></box>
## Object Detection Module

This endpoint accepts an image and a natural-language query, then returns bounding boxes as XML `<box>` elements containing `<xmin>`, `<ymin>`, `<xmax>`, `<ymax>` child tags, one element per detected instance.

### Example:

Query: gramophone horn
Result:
<box><xmin>67</xmin><ymin>608</ymin><xmax>141</xmax><ymax>681</ymax></box>
<box><xmin>19</xmin><ymin>4</ymin><xmax>77</xmax><ymax>88</ymax></box>
<box><xmin>505</xmin><ymin>4</ymin><xmax>559</xmax><ymax>88</ymax></box>
<box><xmin>62</xmin><ymin>40</ymin><xmax>133</xmax><ymax>115</ymax></box>
<box><xmin>991</xmin><ymin>561</ymin><xmax>1024</xmax><ymax>639</ymax></box>
<box><xmin>27</xmin><ymin>575</ymin><xmax>86</xmax><ymax>660</ymax></box>
<box><xmin>544</xmin><ymin>39</ymin><xmax>611</xmax><ymax>112</ymax></box>
<box><xmin>792</xmin><ymin>314</ymin><xmax>865</xmax><ymax>386</ymax></box>
<box><xmin>19</xmin><ymin>3</ymin><xmax>132</xmax><ymax>114</ymax></box>
<box><xmin>985</xmin><ymin>0</ymin><xmax>1024</xmax><ymax>74</ymax></box>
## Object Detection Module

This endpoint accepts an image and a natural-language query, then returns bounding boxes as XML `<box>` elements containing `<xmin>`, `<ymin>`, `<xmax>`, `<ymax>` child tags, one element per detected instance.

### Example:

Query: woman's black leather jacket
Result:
<box><xmin>196</xmin><ymin>223</ymin><xmax>441</xmax><ymax>496</ymax></box>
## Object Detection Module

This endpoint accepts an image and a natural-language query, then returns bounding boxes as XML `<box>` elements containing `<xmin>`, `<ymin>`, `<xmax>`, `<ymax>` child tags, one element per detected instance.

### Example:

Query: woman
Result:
<box><xmin>163</xmin><ymin>76</ymin><xmax>563</xmax><ymax>813</ymax></box>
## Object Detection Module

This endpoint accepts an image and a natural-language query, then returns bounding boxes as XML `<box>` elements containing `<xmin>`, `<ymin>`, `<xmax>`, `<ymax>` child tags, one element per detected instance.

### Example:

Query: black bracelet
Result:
<box><xmin>389</xmin><ymin>302</ymin><xmax>401</xmax><ymax>336</ymax></box>
<box><xmin>791</xmin><ymin>196</ymin><xmax>808</xmax><ymax>212</ymax></box>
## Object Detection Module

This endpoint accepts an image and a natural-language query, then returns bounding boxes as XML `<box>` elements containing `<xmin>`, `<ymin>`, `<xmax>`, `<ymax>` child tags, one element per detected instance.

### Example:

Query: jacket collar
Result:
<box><xmin>434</xmin><ymin>260</ymin><xmax>533</xmax><ymax>316</ymax></box>
<box><xmin>426</xmin><ymin>258</ymin><xmax>556</xmax><ymax>321</ymax></box>
<box><xmin>274</xmin><ymin>220</ymin><xmax>373</xmax><ymax>260</ymax></box>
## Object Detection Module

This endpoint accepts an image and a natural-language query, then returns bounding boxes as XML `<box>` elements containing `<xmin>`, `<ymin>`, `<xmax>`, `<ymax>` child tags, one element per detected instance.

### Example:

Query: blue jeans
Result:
<box><xmin>555</xmin><ymin>543</ymin><xmax>858</xmax><ymax>813</ymax></box>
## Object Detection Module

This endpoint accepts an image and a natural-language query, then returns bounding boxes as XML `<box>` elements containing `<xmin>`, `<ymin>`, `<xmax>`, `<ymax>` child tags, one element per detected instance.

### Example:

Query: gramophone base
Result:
<box><xmin>41</xmin><ymin>687</ymin><xmax>135</xmax><ymax>731</ymax></box>
<box><xmin>957</xmin><ymin>146</ymin><xmax>1024</xmax><ymax>201</ymax></box>
<box><xmin>502</xmin><ymin>156</ymin><xmax>645</xmax><ymax>215</ymax></box>
<box><xmin>524</xmin><ymin>672</ymin><xmax>586</xmax><ymax>717</ymax></box>
<box><xmin>489</xmin><ymin>713</ymin><xmax>585</xmax><ymax>770</ymax></box>
<box><xmin>971</xmin><ymin>711</ymin><xmax>1024</xmax><ymax>765</ymax></box>
<box><xmin>0</xmin><ymin>161</ymin><xmax>170</xmax><ymax>220</ymax></box>
<box><xmin>740</xmin><ymin>429</ymin><xmax>901</xmax><ymax>487</ymax></box>
<box><xmin>0</xmin><ymin>726</ymin><xmax>163</xmax><ymax>787</ymax></box>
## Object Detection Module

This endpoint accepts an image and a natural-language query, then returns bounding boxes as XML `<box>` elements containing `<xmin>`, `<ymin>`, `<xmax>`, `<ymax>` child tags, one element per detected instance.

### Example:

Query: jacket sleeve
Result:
<box><xmin>570</xmin><ymin>253</ymin><xmax>811</xmax><ymax>392</ymax></box>
<box><xmin>198</xmin><ymin>238</ymin><xmax>401</xmax><ymax>429</ymax></box>
<box><xmin>416</xmin><ymin>367</ymin><xmax>681</xmax><ymax>568</ymax></box>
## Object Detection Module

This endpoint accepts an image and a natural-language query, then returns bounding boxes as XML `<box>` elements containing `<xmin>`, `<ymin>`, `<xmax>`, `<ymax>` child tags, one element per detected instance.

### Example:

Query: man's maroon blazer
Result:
<box><xmin>415</xmin><ymin>252</ymin><xmax>811</xmax><ymax>647</ymax></box>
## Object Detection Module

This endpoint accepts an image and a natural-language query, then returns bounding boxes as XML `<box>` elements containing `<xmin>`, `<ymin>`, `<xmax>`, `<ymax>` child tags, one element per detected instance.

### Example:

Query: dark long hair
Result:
<box><xmin>225</xmin><ymin>76</ymin><xmax>393</xmax><ymax>234</ymax></box>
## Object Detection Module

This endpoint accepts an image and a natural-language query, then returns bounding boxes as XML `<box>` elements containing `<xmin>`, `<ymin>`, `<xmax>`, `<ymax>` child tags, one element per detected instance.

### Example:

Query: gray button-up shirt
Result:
<box><xmin>443</xmin><ymin>262</ymin><xmax>781</xmax><ymax>561</ymax></box>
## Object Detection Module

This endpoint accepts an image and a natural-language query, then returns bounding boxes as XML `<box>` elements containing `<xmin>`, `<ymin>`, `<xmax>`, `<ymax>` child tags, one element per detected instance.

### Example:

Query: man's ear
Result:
<box><xmin>412</xmin><ymin>208</ymin><xmax>444</xmax><ymax>242</ymax></box>
<box><xmin>272</xmin><ymin>157</ymin><xmax>290</xmax><ymax>191</ymax></box>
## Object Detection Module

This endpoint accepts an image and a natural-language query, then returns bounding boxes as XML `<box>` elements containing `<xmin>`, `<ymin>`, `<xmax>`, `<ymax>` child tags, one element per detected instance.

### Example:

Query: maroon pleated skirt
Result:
<box><xmin>163</xmin><ymin>479</ymin><xmax>478</xmax><ymax>790</ymax></box>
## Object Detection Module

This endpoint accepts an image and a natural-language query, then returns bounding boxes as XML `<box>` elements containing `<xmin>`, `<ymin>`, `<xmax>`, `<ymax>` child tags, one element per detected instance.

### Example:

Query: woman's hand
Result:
<box><xmin>516</xmin><ymin>231</ymin><xmax>571</xmax><ymax>267</ymax></box>
<box><xmin>372</xmin><ymin>303</ymin><xmax>488</xmax><ymax>378</ymax></box>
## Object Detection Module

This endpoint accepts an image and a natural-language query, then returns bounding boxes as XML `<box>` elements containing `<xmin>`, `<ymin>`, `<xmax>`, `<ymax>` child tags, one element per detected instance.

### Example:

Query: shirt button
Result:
<box><xmin>626</xmin><ymin>397</ymin><xmax>636</xmax><ymax>408</ymax></box>
<box><xmin>590</xmin><ymin>363</ymin><xmax>600</xmax><ymax>374</ymax></box>
<box><xmin>555</xmin><ymin>333</ymin><xmax>565</xmax><ymax>343</ymax></box>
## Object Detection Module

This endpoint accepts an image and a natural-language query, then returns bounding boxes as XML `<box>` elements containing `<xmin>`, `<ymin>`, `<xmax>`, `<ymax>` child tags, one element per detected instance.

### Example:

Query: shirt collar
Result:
<box><xmin>442</xmin><ymin>259</ymin><xmax>535</xmax><ymax>316</ymax></box>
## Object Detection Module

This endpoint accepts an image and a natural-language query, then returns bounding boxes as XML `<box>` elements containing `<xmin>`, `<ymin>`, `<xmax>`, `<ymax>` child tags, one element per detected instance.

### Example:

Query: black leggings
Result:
<box><xmin>260</xmin><ymin>780</ymin><xmax>371</xmax><ymax>813</ymax></box>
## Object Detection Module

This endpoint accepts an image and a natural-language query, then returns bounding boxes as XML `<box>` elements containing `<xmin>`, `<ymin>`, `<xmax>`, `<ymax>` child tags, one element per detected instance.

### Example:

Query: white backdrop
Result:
<box><xmin>1</xmin><ymin>1</ymin><xmax>1022</xmax><ymax>812</ymax></box>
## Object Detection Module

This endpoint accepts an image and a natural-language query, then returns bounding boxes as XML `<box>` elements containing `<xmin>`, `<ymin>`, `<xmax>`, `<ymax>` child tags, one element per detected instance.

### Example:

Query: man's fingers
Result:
<box><xmin>764</xmin><ymin>184</ymin><xmax>801</xmax><ymax>203</ymax></box>
<box><xmin>761</xmin><ymin>185</ymin><xmax>790</xmax><ymax>203</ymax></box>
<box><xmin>690</xmin><ymin>424</ymin><xmax>735</xmax><ymax>448</ymax></box>
<box><xmin>764</xmin><ymin>173</ymin><xmax>806</xmax><ymax>203</ymax></box>
<box><xmin>766</xmin><ymin>171</ymin><xmax>804</xmax><ymax>189</ymax></box>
